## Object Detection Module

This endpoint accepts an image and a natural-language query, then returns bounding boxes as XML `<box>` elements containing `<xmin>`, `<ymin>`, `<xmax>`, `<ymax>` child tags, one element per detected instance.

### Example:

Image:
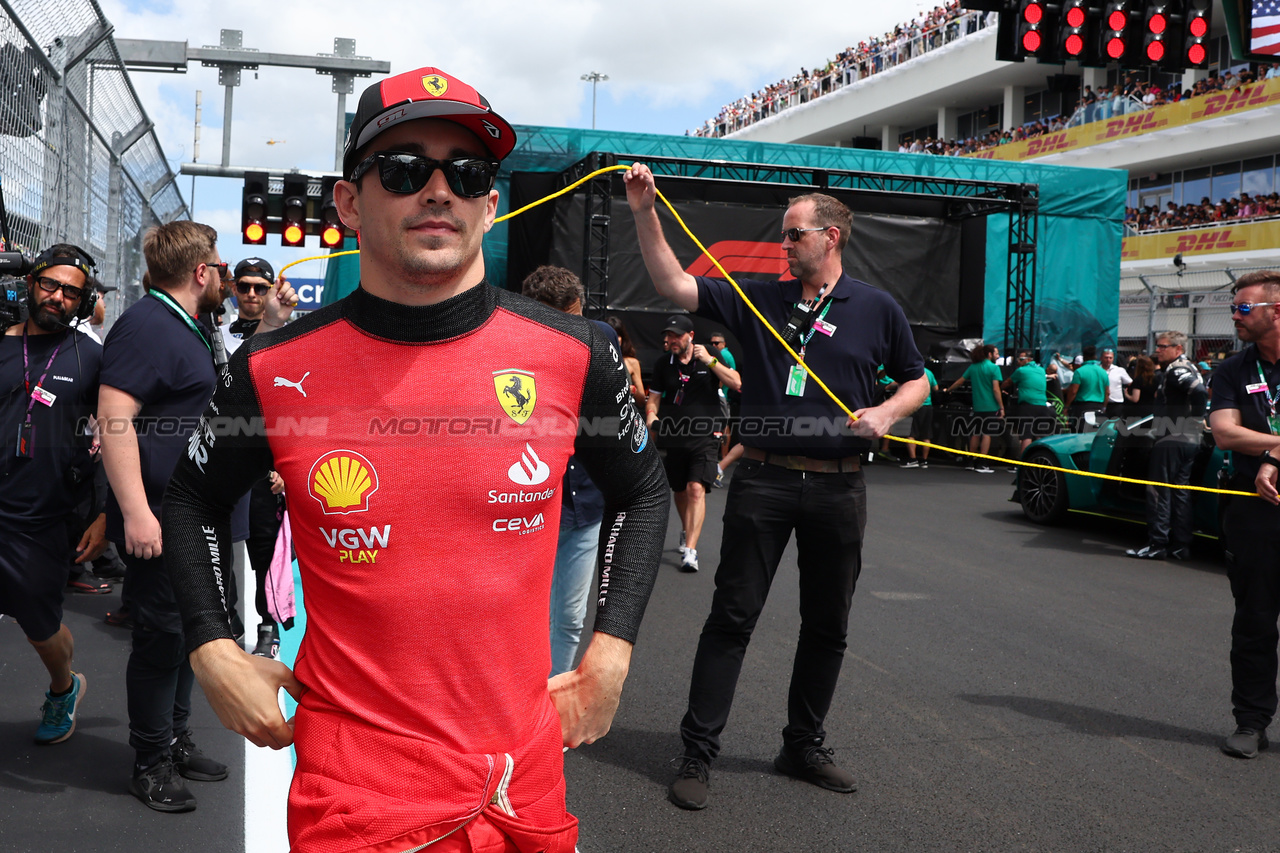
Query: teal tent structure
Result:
<box><xmin>325</xmin><ymin>125</ymin><xmax>1124</xmax><ymax>356</ymax></box>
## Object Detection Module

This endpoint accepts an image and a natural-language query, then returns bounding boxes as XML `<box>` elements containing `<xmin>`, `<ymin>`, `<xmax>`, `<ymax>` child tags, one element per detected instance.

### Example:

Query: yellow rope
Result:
<box><xmin>277</xmin><ymin>165</ymin><xmax>1257</xmax><ymax>498</ymax></box>
<box><xmin>277</xmin><ymin>249</ymin><xmax>360</xmax><ymax>278</ymax></box>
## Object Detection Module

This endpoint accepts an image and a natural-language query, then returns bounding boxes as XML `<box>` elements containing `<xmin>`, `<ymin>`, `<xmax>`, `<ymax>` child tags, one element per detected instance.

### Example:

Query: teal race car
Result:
<box><xmin>1015</xmin><ymin>414</ymin><xmax>1228</xmax><ymax>538</ymax></box>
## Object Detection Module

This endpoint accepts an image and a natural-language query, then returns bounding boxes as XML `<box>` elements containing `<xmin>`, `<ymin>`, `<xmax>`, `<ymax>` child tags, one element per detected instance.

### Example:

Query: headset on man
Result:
<box><xmin>25</xmin><ymin>243</ymin><xmax>100</xmax><ymax>323</ymax></box>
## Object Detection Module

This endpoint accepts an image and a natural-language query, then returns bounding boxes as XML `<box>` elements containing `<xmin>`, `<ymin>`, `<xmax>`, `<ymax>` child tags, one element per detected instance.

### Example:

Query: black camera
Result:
<box><xmin>0</xmin><ymin>274</ymin><xmax>26</xmax><ymax>328</ymax></box>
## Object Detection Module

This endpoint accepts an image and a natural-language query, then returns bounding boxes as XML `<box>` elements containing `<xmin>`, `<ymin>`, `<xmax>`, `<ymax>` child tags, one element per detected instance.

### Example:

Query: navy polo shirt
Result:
<box><xmin>1210</xmin><ymin>343</ymin><xmax>1280</xmax><ymax>483</ymax></box>
<box><xmin>100</xmin><ymin>294</ymin><xmax>221</xmax><ymax>543</ymax></box>
<box><xmin>0</xmin><ymin>328</ymin><xmax>101</xmax><ymax>525</ymax></box>
<box><xmin>695</xmin><ymin>272</ymin><xmax>924</xmax><ymax>458</ymax></box>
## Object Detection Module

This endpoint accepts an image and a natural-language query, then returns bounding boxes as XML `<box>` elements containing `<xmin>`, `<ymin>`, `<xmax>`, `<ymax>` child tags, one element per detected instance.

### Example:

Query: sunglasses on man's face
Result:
<box><xmin>780</xmin><ymin>227</ymin><xmax>827</xmax><ymax>243</ymax></box>
<box><xmin>33</xmin><ymin>276</ymin><xmax>85</xmax><ymax>301</ymax></box>
<box><xmin>236</xmin><ymin>281</ymin><xmax>271</xmax><ymax>296</ymax></box>
<box><xmin>1231</xmin><ymin>301</ymin><xmax>1279</xmax><ymax>316</ymax></box>
<box><xmin>350</xmin><ymin>152</ymin><xmax>500</xmax><ymax>198</ymax></box>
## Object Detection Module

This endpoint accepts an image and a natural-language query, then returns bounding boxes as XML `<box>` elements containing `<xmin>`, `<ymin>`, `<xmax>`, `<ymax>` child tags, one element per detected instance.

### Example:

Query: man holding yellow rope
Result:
<box><xmin>1210</xmin><ymin>270</ymin><xmax>1280</xmax><ymax>760</ymax></box>
<box><xmin>625</xmin><ymin>163</ymin><xmax>929</xmax><ymax>809</ymax></box>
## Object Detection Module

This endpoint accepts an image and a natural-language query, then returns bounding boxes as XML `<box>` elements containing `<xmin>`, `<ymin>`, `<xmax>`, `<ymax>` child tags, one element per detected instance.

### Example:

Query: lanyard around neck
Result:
<box><xmin>1256</xmin><ymin>359</ymin><xmax>1278</xmax><ymax>420</ymax></box>
<box><xmin>22</xmin><ymin>325</ymin><xmax>64</xmax><ymax>422</ymax></box>
<box><xmin>150</xmin><ymin>290</ymin><xmax>213</xmax><ymax>355</ymax></box>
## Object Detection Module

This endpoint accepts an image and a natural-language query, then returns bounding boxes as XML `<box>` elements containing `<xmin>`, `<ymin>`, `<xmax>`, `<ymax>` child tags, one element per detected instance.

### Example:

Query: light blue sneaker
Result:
<box><xmin>35</xmin><ymin>672</ymin><xmax>86</xmax><ymax>745</ymax></box>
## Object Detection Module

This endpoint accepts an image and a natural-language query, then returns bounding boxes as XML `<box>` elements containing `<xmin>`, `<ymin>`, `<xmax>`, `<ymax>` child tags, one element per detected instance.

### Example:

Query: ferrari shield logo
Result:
<box><xmin>494</xmin><ymin>369</ymin><xmax>536</xmax><ymax>425</ymax></box>
<box><xmin>422</xmin><ymin>75</ymin><xmax>448</xmax><ymax>97</ymax></box>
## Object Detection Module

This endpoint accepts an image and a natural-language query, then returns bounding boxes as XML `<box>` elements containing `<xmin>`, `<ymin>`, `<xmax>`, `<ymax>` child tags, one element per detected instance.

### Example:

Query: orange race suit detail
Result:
<box><xmin>163</xmin><ymin>283</ymin><xmax>668</xmax><ymax>853</ymax></box>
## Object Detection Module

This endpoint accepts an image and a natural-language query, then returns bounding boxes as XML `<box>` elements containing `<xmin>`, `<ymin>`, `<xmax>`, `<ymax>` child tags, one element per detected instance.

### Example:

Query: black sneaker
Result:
<box><xmin>130</xmin><ymin>756</ymin><xmax>197</xmax><ymax>812</ymax></box>
<box><xmin>774</xmin><ymin>744</ymin><xmax>857</xmax><ymax>793</ymax></box>
<box><xmin>1222</xmin><ymin>726</ymin><xmax>1269</xmax><ymax>759</ymax></box>
<box><xmin>668</xmin><ymin>755</ymin><xmax>710</xmax><ymax>810</ymax></box>
<box><xmin>172</xmin><ymin>730</ymin><xmax>228</xmax><ymax>781</ymax></box>
<box><xmin>252</xmin><ymin>623</ymin><xmax>280</xmax><ymax>659</ymax></box>
<box><xmin>1125</xmin><ymin>544</ymin><xmax>1167</xmax><ymax>560</ymax></box>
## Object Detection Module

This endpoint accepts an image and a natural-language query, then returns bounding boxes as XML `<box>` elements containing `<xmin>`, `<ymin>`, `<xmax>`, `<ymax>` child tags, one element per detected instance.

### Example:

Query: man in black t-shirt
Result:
<box><xmin>99</xmin><ymin>220</ymin><xmax>232</xmax><ymax>812</ymax></box>
<box><xmin>1210</xmin><ymin>271</ymin><xmax>1280</xmax><ymax>760</ymax></box>
<box><xmin>0</xmin><ymin>243</ymin><xmax>105</xmax><ymax>746</ymax></box>
<box><xmin>646</xmin><ymin>314</ymin><xmax>740</xmax><ymax>572</ymax></box>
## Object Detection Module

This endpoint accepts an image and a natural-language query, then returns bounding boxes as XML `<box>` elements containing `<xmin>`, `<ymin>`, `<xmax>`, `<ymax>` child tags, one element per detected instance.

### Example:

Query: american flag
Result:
<box><xmin>1254</xmin><ymin>0</ymin><xmax>1280</xmax><ymax>55</ymax></box>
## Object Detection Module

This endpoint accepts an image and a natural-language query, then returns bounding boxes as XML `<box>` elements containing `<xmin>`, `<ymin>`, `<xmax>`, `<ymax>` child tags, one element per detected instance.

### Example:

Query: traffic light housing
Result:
<box><xmin>281</xmin><ymin>176</ymin><xmax>307</xmax><ymax>248</ymax></box>
<box><xmin>1058</xmin><ymin>0</ymin><xmax>1093</xmax><ymax>61</ymax></box>
<box><xmin>242</xmin><ymin>172</ymin><xmax>267</xmax><ymax>245</ymax></box>
<box><xmin>1184</xmin><ymin>0</ymin><xmax>1210</xmax><ymax>67</ymax></box>
<box><xmin>972</xmin><ymin>0</ymin><xmax>1209</xmax><ymax>69</ymax></box>
<box><xmin>1100</xmin><ymin>1</ymin><xmax>1135</xmax><ymax>63</ymax></box>
<box><xmin>1017</xmin><ymin>0</ymin><xmax>1054</xmax><ymax>58</ymax></box>
<box><xmin>1142</xmin><ymin>2</ymin><xmax>1178</xmax><ymax>67</ymax></box>
<box><xmin>319</xmin><ymin>177</ymin><xmax>344</xmax><ymax>249</ymax></box>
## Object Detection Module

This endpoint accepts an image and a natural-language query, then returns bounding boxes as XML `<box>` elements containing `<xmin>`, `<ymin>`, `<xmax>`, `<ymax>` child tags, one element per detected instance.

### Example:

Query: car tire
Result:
<box><xmin>1020</xmin><ymin>448</ymin><xmax>1069</xmax><ymax>524</ymax></box>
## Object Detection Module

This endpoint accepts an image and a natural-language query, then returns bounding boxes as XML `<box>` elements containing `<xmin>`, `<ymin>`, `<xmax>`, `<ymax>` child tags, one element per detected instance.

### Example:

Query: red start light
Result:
<box><xmin>1022</xmin><ymin>29</ymin><xmax>1042</xmax><ymax>52</ymax></box>
<box><xmin>1023</xmin><ymin>2</ymin><xmax>1044</xmax><ymax>24</ymax></box>
<box><xmin>1065</xmin><ymin>33</ymin><xmax>1085</xmax><ymax>55</ymax></box>
<box><xmin>321</xmin><ymin>226</ymin><xmax>343</xmax><ymax>247</ymax></box>
<box><xmin>1147</xmin><ymin>40</ymin><xmax>1165</xmax><ymax>61</ymax></box>
<box><xmin>1148</xmin><ymin>13</ymin><xmax>1167</xmax><ymax>34</ymax></box>
<box><xmin>245</xmin><ymin>222</ymin><xmax>265</xmax><ymax>243</ymax></box>
<box><xmin>1107</xmin><ymin>35</ymin><xmax>1127</xmax><ymax>58</ymax></box>
<box><xmin>1188</xmin><ymin>42</ymin><xmax>1207</xmax><ymax>64</ymax></box>
<box><xmin>283</xmin><ymin>224</ymin><xmax>304</xmax><ymax>244</ymax></box>
<box><xmin>1189</xmin><ymin>16</ymin><xmax>1208</xmax><ymax>38</ymax></box>
<box><xmin>1066</xmin><ymin>6</ymin><xmax>1086</xmax><ymax>27</ymax></box>
<box><xmin>1108</xmin><ymin>9</ymin><xmax>1127</xmax><ymax>30</ymax></box>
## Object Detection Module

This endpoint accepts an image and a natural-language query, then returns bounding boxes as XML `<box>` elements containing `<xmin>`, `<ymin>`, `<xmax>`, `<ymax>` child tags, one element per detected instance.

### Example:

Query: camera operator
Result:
<box><xmin>0</xmin><ymin>243</ymin><xmax>106</xmax><ymax>744</ymax></box>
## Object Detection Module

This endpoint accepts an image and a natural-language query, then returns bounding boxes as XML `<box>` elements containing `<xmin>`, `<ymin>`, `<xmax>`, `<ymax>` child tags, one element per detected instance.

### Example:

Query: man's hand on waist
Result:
<box><xmin>190</xmin><ymin>637</ymin><xmax>303</xmax><ymax>750</ymax></box>
<box><xmin>548</xmin><ymin>632</ymin><xmax>632</xmax><ymax>749</ymax></box>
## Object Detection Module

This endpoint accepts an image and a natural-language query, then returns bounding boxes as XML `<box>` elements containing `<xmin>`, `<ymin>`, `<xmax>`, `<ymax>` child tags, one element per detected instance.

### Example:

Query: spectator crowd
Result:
<box><xmin>691</xmin><ymin>2</ymin><xmax>984</xmax><ymax>139</ymax></box>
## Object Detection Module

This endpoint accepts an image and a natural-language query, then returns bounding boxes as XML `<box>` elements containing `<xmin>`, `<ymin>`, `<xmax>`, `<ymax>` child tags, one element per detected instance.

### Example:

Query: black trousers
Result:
<box><xmin>122</xmin><ymin>551</ymin><xmax>195</xmax><ymax>756</ymax></box>
<box><xmin>680</xmin><ymin>458</ymin><xmax>866</xmax><ymax>763</ymax></box>
<box><xmin>1223</xmin><ymin>497</ymin><xmax>1280</xmax><ymax>731</ymax></box>
<box><xmin>245</xmin><ymin>478</ymin><xmax>285</xmax><ymax>626</ymax></box>
<box><xmin>1144</xmin><ymin>434</ymin><xmax>1199</xmax><ymax>549</ymax></box>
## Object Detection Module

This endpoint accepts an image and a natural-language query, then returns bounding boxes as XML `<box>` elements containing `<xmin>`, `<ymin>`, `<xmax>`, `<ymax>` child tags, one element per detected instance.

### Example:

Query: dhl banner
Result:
<box><xmin>967</xmin><ymin>77</ymin><xmax>1280</xmax><ymax>163</ymax></box>
<box><xmin>1121</xmin><ymin>219</ymin><xmax>1280</xmax><ymax>262</ymax></box>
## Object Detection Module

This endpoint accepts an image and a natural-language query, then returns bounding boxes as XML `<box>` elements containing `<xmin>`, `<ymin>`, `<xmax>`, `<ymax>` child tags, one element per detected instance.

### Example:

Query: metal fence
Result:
<box><xmin>0</xmin><ymin>0</ymin><xmax>186</xmax><ymax>325</ymax></box>
<box><xmin>1117</xmin><ymin>266</ymin><xmax>1273</xmax><ymax>364</ymax></box>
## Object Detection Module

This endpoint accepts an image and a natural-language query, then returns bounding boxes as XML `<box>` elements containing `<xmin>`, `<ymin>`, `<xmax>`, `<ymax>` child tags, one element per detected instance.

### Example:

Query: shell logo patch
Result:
<box><xmin>493</xmin><ymin>369</ymin><xmax>537</xmax><ymax>425</ymax></box>
<box><xmin>422</xmin><ymin>75</ymin><xmax>448</xmax><ymax>98</ymax></box>
<box><xmin>308</xmin><ymin>450</ymin><xmax>379</xmax><ymax>515</ymax></box>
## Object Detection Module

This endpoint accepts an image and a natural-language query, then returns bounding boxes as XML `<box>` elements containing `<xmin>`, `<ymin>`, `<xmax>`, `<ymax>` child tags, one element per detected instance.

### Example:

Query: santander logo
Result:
<box><xmin>508</xmin><ymin>443</ymin><xmax>550</xmax><ymax>486</ymax></box>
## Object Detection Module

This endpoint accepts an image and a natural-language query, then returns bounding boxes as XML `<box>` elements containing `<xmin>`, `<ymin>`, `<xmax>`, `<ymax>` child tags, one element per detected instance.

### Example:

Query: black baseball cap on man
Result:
<box><xmin>342</xmin><ymin>67</ymin><xmax>517</xmax><ymax>180</ymax></box>
<box><xmin>234</xmin><ymin>257</ymin><xmax>275</xmax><ymax>283</ymax></box>
<box><xmin>663</xmin><ymin>315</ymin><xmax>695</xmax><ymax>335</ymax></box>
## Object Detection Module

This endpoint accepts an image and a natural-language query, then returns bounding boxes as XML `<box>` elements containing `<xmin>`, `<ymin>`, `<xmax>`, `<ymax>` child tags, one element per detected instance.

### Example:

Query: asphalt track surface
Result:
<box><xmin>4</xmin><ymin>459</ymin><xmax>1278</xmax><ymax>852</ymax></box>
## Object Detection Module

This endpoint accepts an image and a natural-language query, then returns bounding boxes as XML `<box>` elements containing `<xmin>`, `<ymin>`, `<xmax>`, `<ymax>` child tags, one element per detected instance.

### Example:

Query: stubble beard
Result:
<box><xmin>33</xmin><ymin>298</ymin><xmax>69</xmax><ymax>331</ymax></box>
<box><xmin>394</xmin><ymin>213</ymin><xmax>474</xmax><ymax>287</ymax></box>
<box><xmin>197</xmin><ymin>280</ymin><xmax>224</xmax><ymax>314</ymax></box>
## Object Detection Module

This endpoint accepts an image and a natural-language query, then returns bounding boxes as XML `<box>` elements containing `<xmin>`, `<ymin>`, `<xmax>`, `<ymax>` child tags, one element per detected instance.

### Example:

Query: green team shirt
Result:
<box><xmin>921</xmin><ymin>367</ymin><xmax>937</xmax><ymax>407</ymax></box>
<box><xmin>1070</xmin><ymin>361</ymin><xmax>1109</xmax><ymax>403</ymax></box>
<box><xmin>1009</xmin><ymin>363</ymin><xmax>1047</xmax><ymax>406</ymax></box>
<box><xmin>963</xmin><ymin>360</ymin><xmax>1003</xmax><ymax>412</ymax></box>
<box><xmin>716</xmin><ymin>347</ymin><xmax>737</xmax><ymax>395</ymax></box>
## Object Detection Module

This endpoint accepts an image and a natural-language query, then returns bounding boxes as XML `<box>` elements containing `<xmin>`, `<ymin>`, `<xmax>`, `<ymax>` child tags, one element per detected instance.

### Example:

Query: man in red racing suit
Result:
<box><xmin>162</xmin><ymin>66</ymin><xmax>668</xmax><ymax>853</ymax></box>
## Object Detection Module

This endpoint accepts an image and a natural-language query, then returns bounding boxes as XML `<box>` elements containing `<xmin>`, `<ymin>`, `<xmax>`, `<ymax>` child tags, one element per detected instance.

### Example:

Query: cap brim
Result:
<box><xmin>353</xmin><ymin>100</ymin><xmax>515</xmax><ymax>163</ymax></box>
